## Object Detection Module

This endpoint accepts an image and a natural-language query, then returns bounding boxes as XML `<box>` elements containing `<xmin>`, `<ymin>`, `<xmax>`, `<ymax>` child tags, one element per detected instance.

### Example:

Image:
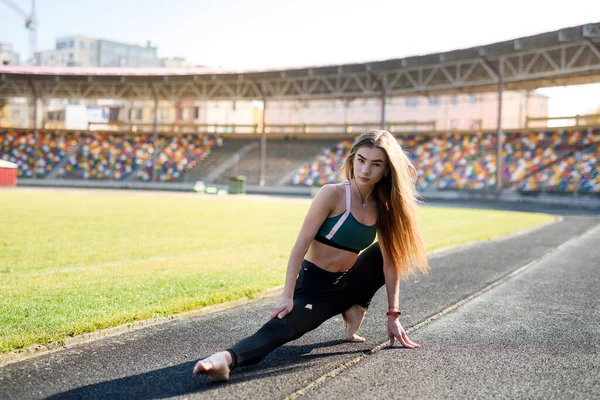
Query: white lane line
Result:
<box><xmin>285</xmin><ymin>220</ymin><xmax>600</xmax><ymax>400</ymax></box>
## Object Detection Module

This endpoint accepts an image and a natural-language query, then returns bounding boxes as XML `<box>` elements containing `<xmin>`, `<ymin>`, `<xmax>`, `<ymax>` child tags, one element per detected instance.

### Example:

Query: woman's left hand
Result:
<box><xmin>387</xmin><ymin>317</ymin><xmax>420</xmax><ymax>348</ymax></box>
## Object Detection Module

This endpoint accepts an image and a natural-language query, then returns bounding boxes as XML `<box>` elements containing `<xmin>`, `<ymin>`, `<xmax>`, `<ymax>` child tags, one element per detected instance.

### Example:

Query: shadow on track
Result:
<box><xmin>46</xmin><ymin>340</ymin><xmax>367</xmax><ymax>400</ymax></box>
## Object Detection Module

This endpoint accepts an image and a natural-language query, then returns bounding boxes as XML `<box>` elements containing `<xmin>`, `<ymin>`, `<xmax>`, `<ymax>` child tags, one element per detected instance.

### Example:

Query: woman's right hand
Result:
<box><xmin>269</xmin><ymin>296</ymin><xmax>294</xmax><ymax>320</ymax></box>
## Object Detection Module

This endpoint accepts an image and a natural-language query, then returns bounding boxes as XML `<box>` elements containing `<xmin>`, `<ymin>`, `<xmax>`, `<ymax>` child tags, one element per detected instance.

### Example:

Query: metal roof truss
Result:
<box><xmin>1</xmin><ymin>38</ymin><xmax>599</xmax><ymax>101</ymax></box>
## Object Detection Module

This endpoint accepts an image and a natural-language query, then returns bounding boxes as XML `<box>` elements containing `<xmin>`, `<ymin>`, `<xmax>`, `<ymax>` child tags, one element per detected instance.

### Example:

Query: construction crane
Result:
<box><xmin>0</xmin><ymin>0</ymin><xmax>37</xmax><ymax>64</ymax></box>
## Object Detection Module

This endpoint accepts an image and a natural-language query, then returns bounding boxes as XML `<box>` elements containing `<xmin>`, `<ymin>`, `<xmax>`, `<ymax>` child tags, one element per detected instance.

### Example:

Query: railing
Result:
<box><xmin>86</xmin><ymin>120</ymin><xmax>438</xmax><ymax>135</ymax></box>
<box><xmin>30</xmin><ymin>114</ymin><xmax>600</xmax><ymax>133</ymax></box>
<box><xmin>526</xmin><ymin>114</ymin><xmax>600</xmax><ymax>128</ymax></box>
<box><xmin>87</xmin><ymin>121</ymin><xmax>259</xmax><ymax>134</ymax></box>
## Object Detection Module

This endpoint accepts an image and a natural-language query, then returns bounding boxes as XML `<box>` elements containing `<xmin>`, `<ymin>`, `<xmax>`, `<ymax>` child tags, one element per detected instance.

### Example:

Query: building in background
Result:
<box><xmin>175</xmin><ymin>100</ymin><xmax>258</xmax><ymax>129</ymax></box>
<box><xmin>265</xmin><ymin>91</ymin><xmax>549</xmax><ymax>131</ymax></box>
<box><xmin>25</xmin><ymin>91</ymin><xmax>548</xmax><ymax>132</ymax></box>
<box><xmin>43</xmin><ymin>99</ymin><xmax>178</xmax><ymax>130</ymax></box>
<box><xmin>97</xmin><ymin>39</ymin><xmax>158</xmax><ymax>68</ymax></box>
<box><xmin>0</xmin><ymin>43</ymin><xmax>20</xmax><ymax>65</ymax></box>
<box><xmin>82</xmin><ymin>91</ymin><xmax>547</xmax><ymax>133</ymax></box>
<box><xmin>35</xmin><ymin>36</ymin><xmax>98</xmax><ymax>67</ymax></box>
<box><xmin>34</xmin><ymin>36</ymin><xmax>159</xmax><ymax>67</ymax></box>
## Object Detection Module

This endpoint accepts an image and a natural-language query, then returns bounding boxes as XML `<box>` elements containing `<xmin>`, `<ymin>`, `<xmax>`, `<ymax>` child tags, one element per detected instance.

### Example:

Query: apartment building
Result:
<box><xmin>34</xmin><ymin>36</ymin><xmax>159</xmax><ymax>67</ymax></box>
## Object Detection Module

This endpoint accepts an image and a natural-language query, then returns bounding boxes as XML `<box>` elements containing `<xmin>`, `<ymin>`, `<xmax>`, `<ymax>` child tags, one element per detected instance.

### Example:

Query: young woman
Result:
<box><xmin>193</xmin><ymin>129</ymin><xmax>429</xmax><ymax>381</ymax></box>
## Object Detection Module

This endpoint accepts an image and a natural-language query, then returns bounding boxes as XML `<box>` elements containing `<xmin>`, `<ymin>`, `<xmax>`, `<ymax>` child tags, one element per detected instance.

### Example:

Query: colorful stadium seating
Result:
<box><xmin>517</xmin><ymin>139</ymin><xmax>600</xmax><ymax>192</ymax></box>
<box><xmin>284</xmin><ymin>140</ymin><xmax>352</xmax><ymax>186</ymax></box>
<box><xmin>0</xmin><ymin>129</ymin><xmax>78</xmax><ymax>177</ymax></box>
<box><xmin>285</xmin><ymin>128</ymin><xmax>600</xmax><ymax>193</ymax></box>
<box><xmin>60</xmin><ymin>133</ymin><xmax>156</xmax><ymax>180</ymax></box>
<box><xmin>1</xmin><ymin>127</ymin><xmax>599</xmax><ymax>192</ymax></box>
<box><xmin>135</xmin><ymin>134</ymin><xmax>215</xmax><ymax>181</ymax></box>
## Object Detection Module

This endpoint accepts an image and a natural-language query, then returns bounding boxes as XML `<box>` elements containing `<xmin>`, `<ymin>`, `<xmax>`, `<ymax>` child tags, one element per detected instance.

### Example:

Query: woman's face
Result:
<box><xmin>353</xmin><ymin>146</ymin><xmax>389</xmax><ymax>185</ymax></box>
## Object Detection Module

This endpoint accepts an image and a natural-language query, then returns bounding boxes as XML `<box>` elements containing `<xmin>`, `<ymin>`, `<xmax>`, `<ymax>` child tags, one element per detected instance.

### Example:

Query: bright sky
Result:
<box><xmin>1</xmin><ymin>0</ymin><xmax>599</xmax><ymax>115</ymax></box>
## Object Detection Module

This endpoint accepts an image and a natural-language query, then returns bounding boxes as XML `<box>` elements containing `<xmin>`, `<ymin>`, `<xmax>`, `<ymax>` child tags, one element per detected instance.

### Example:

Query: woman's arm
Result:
<box><xmin>384</xmin><ymin>260</ymin><xmax>401</xmax><ymax>312</ymax></box>
<box><xmin>269</xmin><ymin>184</ymin><xmax>339</xmax><ymax>320</ymax></box>
<box><xmin>382</xmin><ymin>250</ymin><xmax>421</xmax><ymax>349</ymax></box>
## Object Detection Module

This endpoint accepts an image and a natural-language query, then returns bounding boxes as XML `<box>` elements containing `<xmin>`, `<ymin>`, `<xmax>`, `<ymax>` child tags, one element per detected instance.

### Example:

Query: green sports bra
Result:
<box><xmin>314</xmin><ymin>181</ymin><xmax>377</xmax><ymax>253</ymax></box>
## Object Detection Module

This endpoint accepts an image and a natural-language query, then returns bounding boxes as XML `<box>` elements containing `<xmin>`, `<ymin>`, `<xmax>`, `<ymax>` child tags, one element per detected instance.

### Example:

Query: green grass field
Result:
<box><xmin>0</xmin><ymin>189</ymin><xmax>555</xmax><ymax>354</ymax></box>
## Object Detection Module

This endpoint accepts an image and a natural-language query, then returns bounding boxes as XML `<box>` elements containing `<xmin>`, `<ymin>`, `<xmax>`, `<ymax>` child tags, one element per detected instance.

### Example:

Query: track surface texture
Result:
<box><xmin>1</xmin><ymin>202</ymin><xmax>599</xmax><ymax>400</ymax></box>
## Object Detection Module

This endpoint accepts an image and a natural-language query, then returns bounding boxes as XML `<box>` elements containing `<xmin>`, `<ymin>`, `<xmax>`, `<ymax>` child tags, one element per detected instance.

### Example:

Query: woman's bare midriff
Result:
<box><xmin>304</xmin><ymin>240</ymin><xmax>359</xmax><ymax>273</ymax></box>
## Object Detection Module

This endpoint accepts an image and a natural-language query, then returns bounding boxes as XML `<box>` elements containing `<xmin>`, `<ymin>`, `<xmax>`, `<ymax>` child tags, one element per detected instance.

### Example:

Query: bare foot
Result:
<box><xmin>193</xmin><ymin>351</ymin><xmax>232</xmax><ymax>382</ymax></box>
<box><xmin>342</xmin><ymin>305</ymin><xmax>367</xmax><ymax>343</ymax></box>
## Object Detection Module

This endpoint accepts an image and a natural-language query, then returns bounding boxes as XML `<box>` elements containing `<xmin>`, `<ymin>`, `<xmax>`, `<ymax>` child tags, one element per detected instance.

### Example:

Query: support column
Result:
<box><xmin>32</xmin><ymin>96</ymin><xmax>38</xmax><ymax>177</ymax></box>
<box><xmin>152</xmin><ymin>96</ymin><xmax>159</xmax><ymax>182</ymax></box>
<box><xmin>260</xmin><ymin>95</ymin><xmax>267</xmax><ymax>186</ymax></box>
<box><xmin>496</xmin><ymin>59</ymin><xmax>504</xmax><ymax>193</ymax></box>
<box><xmin>380</xmin><ymin>88</ymin><xmax>387</xmax><ymax>130</ymax></box>
<box><xmin>524</xmin><ymin>90</ymin><xmax>530</xmax><ymax>129</ymax></box>
<box><xmin>254</xmin><ymin>80</ymin><xmax>267</xmax><ymax>187</ymax></box>
<box><xmin>28</xmin><ymin>78</ymin><xmax>38</xmax><ymax>178</ymax></box>
<box><xmin>371</xmin><ymin>73</ymin><xmax>387</xmax><ymax>130</ymax></box>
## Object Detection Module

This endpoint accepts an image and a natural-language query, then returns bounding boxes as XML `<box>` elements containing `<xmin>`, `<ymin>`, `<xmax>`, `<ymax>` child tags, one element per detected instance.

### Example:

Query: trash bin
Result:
<box><xmin>229</xmin><ymin>175</ymin><xmax>247</xmax><ymax>194</ymax></box>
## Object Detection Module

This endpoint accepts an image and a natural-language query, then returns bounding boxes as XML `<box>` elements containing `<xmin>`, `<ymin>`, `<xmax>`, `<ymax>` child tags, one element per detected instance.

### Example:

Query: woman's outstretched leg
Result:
<box><xmin>194</xmin><ymin>290</ymin><xmax>344</xmax><ymax>380</ymax></box>
<box><xmin>193</xmin><ymin>309</ymin><xmax>301</xmax><ymax>382</ymax></box>
<box><xmin>193</xmin><ymin>251</ymin><xmax>384</xmax><ymax>381</ymax></box>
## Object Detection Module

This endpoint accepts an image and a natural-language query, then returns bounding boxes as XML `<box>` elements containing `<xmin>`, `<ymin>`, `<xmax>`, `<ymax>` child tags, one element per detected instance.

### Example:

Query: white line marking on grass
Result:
<box><xmin>15</xmin><ymin>242</ymin><xmax>277</xmax><ymax>278</ymax></box>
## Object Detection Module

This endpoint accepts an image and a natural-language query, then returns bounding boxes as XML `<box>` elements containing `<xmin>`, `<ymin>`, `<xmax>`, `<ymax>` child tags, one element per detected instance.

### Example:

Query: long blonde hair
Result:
<box><xmin>341</xmin><ymin>130</ymin><xmax>428</xmax><ymax>278</ymax></box>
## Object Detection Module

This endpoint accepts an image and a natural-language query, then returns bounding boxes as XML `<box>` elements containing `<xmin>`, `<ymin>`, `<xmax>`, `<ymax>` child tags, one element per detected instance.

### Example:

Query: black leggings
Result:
<box><xmin>227</xmin><ymin>242</ymin><xmax>384</xmax><ymax>369</ymax></box>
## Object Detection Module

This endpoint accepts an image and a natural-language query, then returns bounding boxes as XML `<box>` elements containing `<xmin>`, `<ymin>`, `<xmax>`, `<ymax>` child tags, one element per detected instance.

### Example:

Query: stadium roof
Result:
<box><xmin>1</xmin><ymin>22</ymin><xmax>599</xmax><ymax>100</ymax></box>
<box><xmin>0</xmin><ymin>66</ymin><xmax>230</xmax><ymax>76</ymax></box>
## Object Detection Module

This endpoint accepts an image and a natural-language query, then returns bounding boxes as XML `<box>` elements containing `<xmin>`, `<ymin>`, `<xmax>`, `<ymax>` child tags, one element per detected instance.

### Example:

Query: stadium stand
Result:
<box><xmin>1</xmin><ymin>127</ymin><xmax>599</xmax><ymax>193</ymax></box>
<box><xmin>514</xmin><ymin>128</ymin><xmax>600</xmax><ymax>193</ymax></box>
<box><xmin>0</xmin><ymin>130</ymin><xmax>31</xmax><ymax>178</ymax></box>
<box><xmin>183</xmin><ymin>137</ymin><xmax>256</xmax><ymax>184</ymax></box>
<box><xmin>135</xmin><ymin>134</ymin><xmax>215</xmax><ymax>182</ymax></box>
<box><xmin>60</xmin><ymin>133</ymin><xmax>156</xmax><ymax>180</ymax></box>
<box><xmin>284</xmin><ymin>140</ymin><xmax>352</xmax><ymax>186</ymax></box>
<box><xmin>285</xmin><ymin>128</ymin><xmax>600</xmax><ymax>193</ymax></box>
<box><xmin>216</xmin><ymin>138</ymin><xmax>341</xmax><ymax>186</ymax></box>
<box><xmin>0</xmin><ymin>129</ymin><xmax>79</xmax><ymax>178</ymax></box>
